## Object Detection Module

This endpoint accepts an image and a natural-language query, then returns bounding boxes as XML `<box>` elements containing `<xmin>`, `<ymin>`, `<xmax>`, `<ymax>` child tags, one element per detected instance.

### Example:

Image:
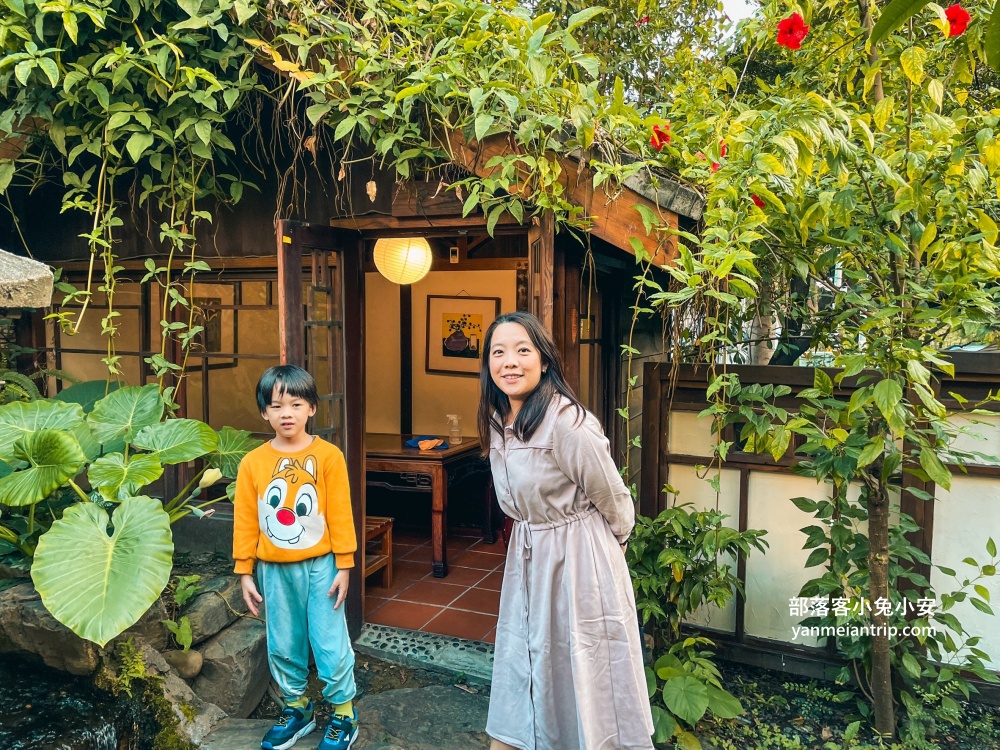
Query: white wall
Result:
<box><xmin>932</xmin><ymin>476</ymin><xmax>1000</xmax><ymax>668</ymax></box>
<box><xmin>744</xmin><ymin>472</ymin><xmax>828</xmax><ymax>647</ymax></box>
<box><xmin>670</xmin><ymin>465</ymin><xmax>742</xmax><ymax>633</ymax></box>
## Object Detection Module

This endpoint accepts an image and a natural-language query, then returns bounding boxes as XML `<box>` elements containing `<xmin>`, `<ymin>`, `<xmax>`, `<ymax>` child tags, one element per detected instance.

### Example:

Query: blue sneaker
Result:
<box><xmin>261</xmin><ymin>701</ymin><xmax>316</xmax><ymax>750</ymax></box>
<box><xmin>317</xmin><ymin>708</ymin><xmax>359</xmax><ymax>750</ymax></box>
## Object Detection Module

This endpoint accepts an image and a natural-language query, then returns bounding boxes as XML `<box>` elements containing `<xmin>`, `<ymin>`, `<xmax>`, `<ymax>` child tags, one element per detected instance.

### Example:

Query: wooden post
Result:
<box><xmin>343</xmin><ymin>232</ymin><xmax>367</xmax><ymax>640</ymax></box>
<box><xmin>639</xmin><ymin>362</ymin><xmax>663</xmax><ymax>518</ymax></box>
<box><xmin>277</xmin><ymin>220</ymin><xmax>304</xmax><ymax>368</ymax></box>
<box><xmin>400</xmin><ymin>283</ymin><xmax>412</xmax><ymax>435</ymax></box>
<box><xmin>538</xmin><ymin>213</ymin><xmax>555</xmax><ymax>330</ymax></box>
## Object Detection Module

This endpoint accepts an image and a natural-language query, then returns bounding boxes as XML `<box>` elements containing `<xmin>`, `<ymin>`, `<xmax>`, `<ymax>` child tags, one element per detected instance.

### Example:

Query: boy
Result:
<box><xmin>233</xmin><ymin>364</ymin><xmax>359</xmax><ymax>750</ymax></box>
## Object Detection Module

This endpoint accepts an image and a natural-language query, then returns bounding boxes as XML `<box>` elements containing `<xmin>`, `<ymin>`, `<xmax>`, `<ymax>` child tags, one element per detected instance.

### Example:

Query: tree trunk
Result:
<box><xmin>867</xmin><ymin>468</ymin><xmax>896</xmax><ymax>738</ymax></box>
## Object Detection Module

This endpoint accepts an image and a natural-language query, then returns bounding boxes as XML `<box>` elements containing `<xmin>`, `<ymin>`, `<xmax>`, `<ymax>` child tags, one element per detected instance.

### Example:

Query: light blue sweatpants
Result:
<box><xmin>258</xmin><ymin>554</ymin><xmax>356</xmax><ymax>705</ymax></box>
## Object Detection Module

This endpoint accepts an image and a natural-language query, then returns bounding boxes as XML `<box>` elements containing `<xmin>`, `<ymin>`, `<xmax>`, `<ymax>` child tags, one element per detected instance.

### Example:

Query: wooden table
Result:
<box><xmin>365</xmin><ymin>433</ymin><xmax>486</xmax><ymax>578</ymax></box>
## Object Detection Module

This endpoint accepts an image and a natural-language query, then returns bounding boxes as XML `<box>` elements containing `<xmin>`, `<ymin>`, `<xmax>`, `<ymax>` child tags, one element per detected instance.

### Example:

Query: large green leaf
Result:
<box><xmin>53</xmin><ymin>380</ymin><xmax>122</xmax><ymax>414</ymax></box>
<box><xmin>31</xmin><ymin>496</ymin><xmax>173</xmax><ymax>647</ymax></box>
<box><xmin>870</xmin><ymin>0</ymin><xmax>930</xmax><ymax>48</ymax></box>
<box><xmin>0</xmin><ymin>430</ymin><xmax>86</xmax><ymax>507</ymax></box>
<box><xmin>0</xmin><ymin>400</ymin><xmax>85</xmax><ymax>460</ymax></box>
<box><xmin>88</xmin><ymin>453</ymin><xmax>164</xmax><ymax>502</ymax></box>
<box><xmin>873</xmin><ymin>378</ymin><xmax>903</xmax><ymax>423</ymax></box>
<box><xmin>73</xmin><ymin>422</ymin><xmax>102</xmax><ymax>462</ymax></box>
<box><xmin>919</xmin><ymin>446</ymin><xmax>951</xmax><ymax>490</ymax></box>
<box><xmin>132</xmin><ymin>419</ymin><xmax>218</xmax><ymax>464</ymax></box>
<box><xmin>650</xmin><ymin>705</ymin><xmax>677</xmax><ymax>744</ymax></box>
<box><xmin>661</xmin><ymin>676</ymin><xmax>710</xmax><ymax>726</ymax></box>
<box><xmin>207</xmin><ymin>426</ymin><xmax>262</xmax><ymax>478</ymax></box>
<box><xmin>988</xmin><ymin>4</ymin><xmax>1000</xmax><ymax>73</ymax></box>
<box><xmin>87</xmin><ymin>385</ymin><xmax>163</xmax><ymax>445</ymax></box>
<box><xmin>705</xmin><ymin>684</ymin><xmax>744</xmax><ymax>719</ymax></box>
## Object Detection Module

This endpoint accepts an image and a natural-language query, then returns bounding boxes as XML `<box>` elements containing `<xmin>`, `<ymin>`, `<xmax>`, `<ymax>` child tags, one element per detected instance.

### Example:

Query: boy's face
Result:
<box><xmin>262</xmin><ymin>384</ymin><xmax>316</xmax><ymax>441</ymax></box>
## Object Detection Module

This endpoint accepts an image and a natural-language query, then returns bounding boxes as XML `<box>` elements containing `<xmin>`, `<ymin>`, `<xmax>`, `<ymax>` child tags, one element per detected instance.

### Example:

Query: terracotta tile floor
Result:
<box><xmin>365</xmin><ymin>529</ymin><xmax>506</xmax><ymax>643</ymax></box>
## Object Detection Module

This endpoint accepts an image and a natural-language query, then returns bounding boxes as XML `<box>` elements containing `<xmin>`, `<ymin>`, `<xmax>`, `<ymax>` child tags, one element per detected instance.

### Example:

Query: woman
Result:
<box><xmin>478</xmin><ymin>311</ymin><xmax>654</xmax><ymax>750</ymax></box>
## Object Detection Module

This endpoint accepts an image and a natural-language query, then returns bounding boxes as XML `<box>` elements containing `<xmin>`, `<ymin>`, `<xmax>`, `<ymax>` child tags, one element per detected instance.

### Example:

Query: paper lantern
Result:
<box><xmin>373</xmin><ymin>237</ymin><xmax>433</xmax><ymax>285</ymax></box>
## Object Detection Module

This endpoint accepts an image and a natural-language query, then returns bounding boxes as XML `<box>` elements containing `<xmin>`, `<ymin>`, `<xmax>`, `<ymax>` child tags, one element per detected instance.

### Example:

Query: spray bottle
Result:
<box><xmin>446</xmin><ymin>414</ymin><xmax>462</xmax><ymax>446</ymax></box>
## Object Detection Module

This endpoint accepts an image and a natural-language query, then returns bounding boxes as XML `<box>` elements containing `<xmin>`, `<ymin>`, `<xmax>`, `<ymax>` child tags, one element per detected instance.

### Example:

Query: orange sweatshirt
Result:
<box><xmin>232</xmin><ymin>437</ymin><xmax>357</xmax><ymax>575</ymax></box>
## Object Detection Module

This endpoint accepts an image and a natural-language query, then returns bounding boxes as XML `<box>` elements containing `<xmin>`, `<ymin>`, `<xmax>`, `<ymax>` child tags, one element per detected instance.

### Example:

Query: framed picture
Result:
<box><xmin>425</xmin><ymin>295</ymin><xmax>501</xmax><ymax>376</ymax></box>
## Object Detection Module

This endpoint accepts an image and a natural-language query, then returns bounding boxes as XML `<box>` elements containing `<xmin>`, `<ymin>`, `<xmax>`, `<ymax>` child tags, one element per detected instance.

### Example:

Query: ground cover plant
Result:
<box><xmin>699</xmin><ymin>661</ymin><xmax>1000</xmax><ymax>750</ymax></box>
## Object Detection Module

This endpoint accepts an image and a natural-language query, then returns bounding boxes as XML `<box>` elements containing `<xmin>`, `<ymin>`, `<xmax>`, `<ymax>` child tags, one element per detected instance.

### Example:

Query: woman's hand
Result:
<box><xmin>328</xmin><ymin>568</ymin><xmax>350</xmax><ymax>609</ymax></box>
<box><xmin>241</xmin><ymin>574</ymin><xmax>262</xmax><ymax>616</ymax></box>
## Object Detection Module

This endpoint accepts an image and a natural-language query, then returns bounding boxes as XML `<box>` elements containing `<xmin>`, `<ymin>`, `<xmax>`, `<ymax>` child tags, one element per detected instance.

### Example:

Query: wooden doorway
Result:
<box><xmin>276</xmin><ymin>220</ymin><xmax>366</xmax><ymax>638</ymax></box>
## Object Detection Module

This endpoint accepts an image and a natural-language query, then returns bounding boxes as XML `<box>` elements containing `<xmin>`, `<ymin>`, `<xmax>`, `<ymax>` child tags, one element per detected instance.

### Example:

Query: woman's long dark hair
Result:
<box><xmin>477</xmin><ymin>311</ymin><xmax>585</xmax><ymax>455</ymax></box>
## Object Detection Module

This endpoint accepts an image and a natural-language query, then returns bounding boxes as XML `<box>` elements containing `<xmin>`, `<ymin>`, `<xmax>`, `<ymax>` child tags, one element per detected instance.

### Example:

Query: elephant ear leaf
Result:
<box><xmin>88</xmin><ymin>453</ymin><xmax>164</xmax><ymax>502</ymax></box>
<box><xmin>0</xmin><ymin>400</ymin><xmax>85</xmax><ymax>461</ymax></box>
<box><xmin>52</xmin><ymin>379</ymin><xmax>122</xmax><ymax>414</ymax></box>
<box><xmin>87</xmin><ymin>384</ymin><xmax>163</xmax><ymax>446</ymax></box>
<box><xmin>132</xmin><ymin>419</ymin><xmax>218</xmax><ymax>464</ymax></box>
<box><xmin>207</xmin><ymin>426</ymin><xmax>262</xmax><ymax>478</ymax></box>
<box><xmin>32</xmin><ymin>496</ymin><xmax>173</xmax><ymax>647</ymax></box>
<box><xmin>0</xmin><ymin>430</ymin><xmax>87</xmax><ymax>507</ymax></box>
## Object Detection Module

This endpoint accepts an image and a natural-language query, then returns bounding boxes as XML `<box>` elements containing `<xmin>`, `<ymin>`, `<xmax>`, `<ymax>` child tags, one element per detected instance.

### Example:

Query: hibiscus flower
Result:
<box><xmin>636</xmin><ymin>15</ymin><xmax>650</xmax><ymax>27</ymax></box>
<box><xmin>650</xmin><ymin>123</ymin><xmax>671</xmax><ymax>151</ymax></box>
<box><xmin>776</xmin><ymin>13</ymin><xmax>809</xmax><ymax>50</ymax></box>
<box><xmin>945</xmin><ymin>4</ymin><xmax>971</xmax><ymax>37</ymax></box>
<box><xmin>751</xmin><ymin>194</ymin><xmax>766</xmax><ymax>209</ymax></box>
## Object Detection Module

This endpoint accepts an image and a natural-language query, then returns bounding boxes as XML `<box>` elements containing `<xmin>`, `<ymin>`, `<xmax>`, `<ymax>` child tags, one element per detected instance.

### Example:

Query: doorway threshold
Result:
<box><xmin>354</xmin><ymin>623</ymin><xmax>494</xmax><ymax>684</ymax></box>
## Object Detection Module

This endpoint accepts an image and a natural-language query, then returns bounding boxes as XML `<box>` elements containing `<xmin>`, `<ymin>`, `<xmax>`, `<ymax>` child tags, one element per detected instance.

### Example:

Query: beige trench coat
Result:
<box><xmin>486</xmin><ymin>396</ymin><xmax>654</xmax><ymax>750</ymax></box>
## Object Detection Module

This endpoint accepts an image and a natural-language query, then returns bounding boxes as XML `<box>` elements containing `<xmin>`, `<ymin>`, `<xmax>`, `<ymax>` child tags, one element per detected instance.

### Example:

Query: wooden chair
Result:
<box><xmin>364</xmin><ymin>515</ymin><xmax>393</xmax><ymax>588</ymax></box>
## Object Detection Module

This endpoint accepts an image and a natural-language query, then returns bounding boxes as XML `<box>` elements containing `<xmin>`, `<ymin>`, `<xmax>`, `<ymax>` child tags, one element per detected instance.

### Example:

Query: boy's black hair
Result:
<box><xmin>256</xmin><ymin>365</ymin><xmax>320</xmax><ymax>412</ymax></box>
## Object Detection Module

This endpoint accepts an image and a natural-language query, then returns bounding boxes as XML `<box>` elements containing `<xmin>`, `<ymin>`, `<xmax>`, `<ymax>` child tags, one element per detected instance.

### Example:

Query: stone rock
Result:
<box><xmin>137</xmin><ymin>641</ymin><xmax>170</xmax><ymax>674</ymax></box>
<box><xmin>0</xmin><ymin>562</ymin><xmax>29</xmax><ymax>579</ymax></box>
<box><xmin>192</xmin><ymin>616</ymin><xmax>268</xmax><ymax>718</ymax></box>
<box><xmin>185</xmin><ymin>575</ymin><xmax>247</xmax><ymax>646</ymax></box>
<box><xmin>0</xmin><ymin>249</ymin><xmax>53</xmax><ymax>308</ymax></box>
<box><xmin>356</xmin><ymin>684</ymin><xmax>490</xmax><ymax>749</ymax></box>
<box><xmin>164</xmin><ymin>648</ymin><xmax>204</xmax><ymax>679</ymax></box>
<box><xmin>137</xmin><ymin>642</ymin><xmax>227</xmax><ymax>746</ymax></box>
<box><xmin>0</xmin><ymin>582</ymin><xmax>100</xmax><ymax>675</ymax></box>
<box><xmin>112</xmin><ymin>596</ymin><xmax>169</xmax><ymax>652</ymax></box>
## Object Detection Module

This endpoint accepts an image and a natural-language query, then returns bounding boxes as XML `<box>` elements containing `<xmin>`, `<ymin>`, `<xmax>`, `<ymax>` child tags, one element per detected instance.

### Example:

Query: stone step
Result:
<box><xmin>203</xmin><ymin>683</ymin><xmax>490</xmax><ymax>750</ymax></box>
<box><xmin>202</xmin><ymin>719</ymin><xmax>321</xmax><ymax>749</ymax></box>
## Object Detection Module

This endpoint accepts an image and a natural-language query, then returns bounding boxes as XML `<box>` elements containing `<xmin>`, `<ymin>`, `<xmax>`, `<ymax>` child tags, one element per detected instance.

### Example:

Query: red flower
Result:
<box><xmin>719</xmin><ymin>140</ymin><xmax>728</xmax><ymax>158</ymax></box>
<box><xmin>636</xmin><ymin>15</ymin><xmax>650</xmax><ymax>27</ymax></box>
<box><xmin>650</xmin><ymin>123</ymin><xmax>671</xmax><ymax>151</ymax></box>
<box><xmin>776</xmin><ymin>13</ymin><xmax>809</xmax><ymax>50</ymax></box>
<box><xmin>711</xmin><ymin>162</ymin><xmax>720</xmax><ymax>173</ymax></box>
<box><xmin>945</xmin><ymin>4</ymin><xmax>971</xmax><ymax>37</ymax></box>
<box><xmin>695</xmin><ymin>151</ymin><xmax>706</xmax><ymax>160</ymax></box>
<box><xmin>751</xmin><ymin>194</ymin><xmax>766</xmax><ymax>209</ymax></box>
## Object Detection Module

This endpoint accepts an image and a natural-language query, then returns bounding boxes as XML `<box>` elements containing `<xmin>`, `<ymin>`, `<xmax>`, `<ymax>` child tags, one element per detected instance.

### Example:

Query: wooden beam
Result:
<box><xmin>447</xmin><ymin>131</ymin><xmax>678</xmax><ymax>267</ymax></box>
<box><xmin>56</xmin><ymin>256</ymin><xmax>285</xmax><ymax>273</ymax></box>
<box><xmin>328</xmin><ymin>214</ymin><xmax>526</xmax><ymax>236</ymax></box>
<box><xmin>362</xmin><ymin>257</ymin><xmax>524</xmax><ymax>274</ymax></box>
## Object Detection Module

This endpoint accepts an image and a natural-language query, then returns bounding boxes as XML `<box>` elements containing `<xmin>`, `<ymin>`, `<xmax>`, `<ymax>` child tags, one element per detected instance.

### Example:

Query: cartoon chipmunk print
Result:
<box><xmin>257</xmin><ymin>455</ymin><xmax>327</xmax><ymax>550</ymax></box>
